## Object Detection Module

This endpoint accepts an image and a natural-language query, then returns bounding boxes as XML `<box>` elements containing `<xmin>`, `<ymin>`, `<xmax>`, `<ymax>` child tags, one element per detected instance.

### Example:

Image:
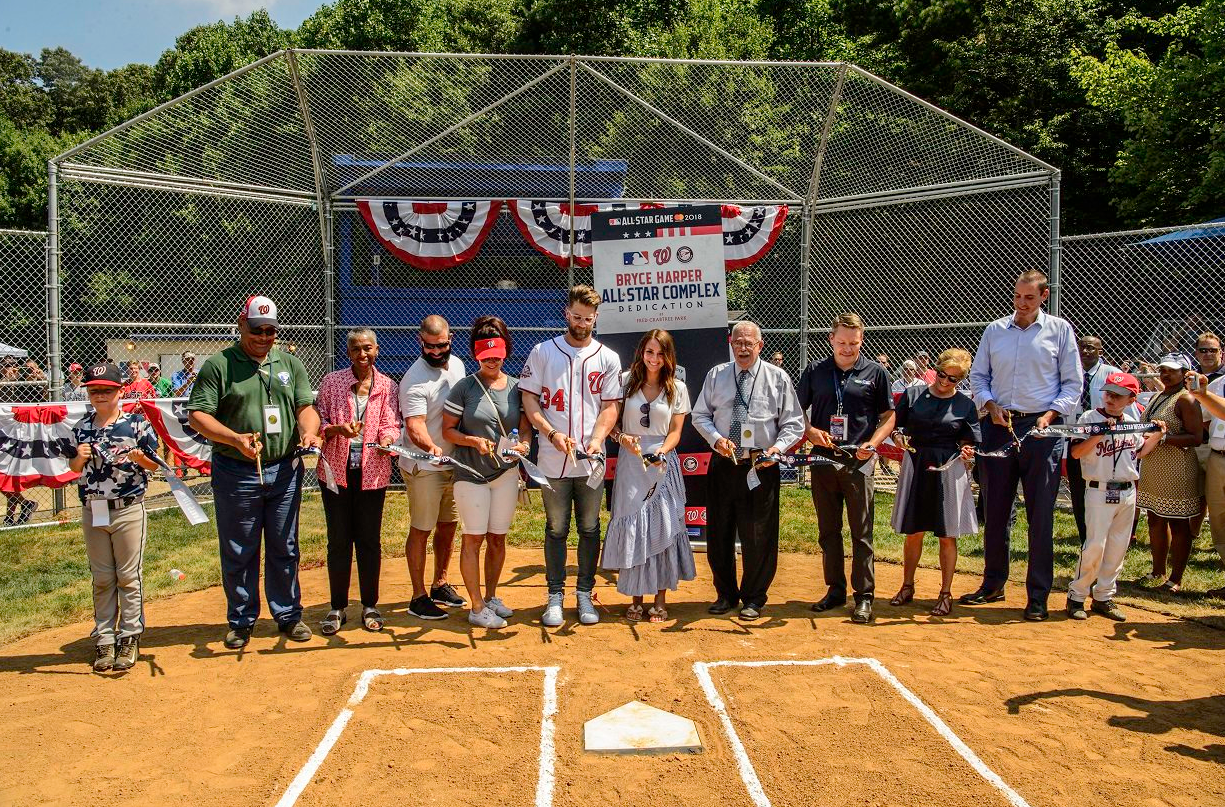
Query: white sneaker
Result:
<box><xmin>576</xmin><ymin>591</ymin><xmax>599</xmax><ymax>625</ymax></box>
<box><xmin>486</xmin><ymin>596</ymin><xmax>514</xmax><ymax>619</ymax></box>
<box><xmin>542</xmin><ymin>592</ymin><xmax>564</xmax><ymax>627</ymax></box>
<box><xmin>468</xmin><ymin>607</ymin><xmax>508</xmax><ymax>629</ymax></box>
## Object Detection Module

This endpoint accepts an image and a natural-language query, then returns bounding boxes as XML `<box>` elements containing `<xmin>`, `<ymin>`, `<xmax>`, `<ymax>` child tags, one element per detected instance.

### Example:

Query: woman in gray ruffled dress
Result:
<box><xmin>602</xmin><ymin>329</ymin><xmax>696</xmax><ymax>622</ymax></box>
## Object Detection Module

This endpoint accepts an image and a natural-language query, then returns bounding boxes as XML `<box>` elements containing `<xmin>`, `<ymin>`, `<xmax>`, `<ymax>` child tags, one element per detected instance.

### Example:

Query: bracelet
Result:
<box><xmin>547</xmin><ymin>429</ymin><xmax>558</xmax><ymax>442</ymax></box>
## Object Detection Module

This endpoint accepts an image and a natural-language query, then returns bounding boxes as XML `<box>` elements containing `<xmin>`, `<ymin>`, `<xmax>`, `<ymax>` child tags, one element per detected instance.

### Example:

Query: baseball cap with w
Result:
<box><xmin>474</xmin><ymin>337</ymin><xmax>508</xmax><ymax>361</ymax></box>
<box><xmin>241</xmin><ymin>295</ymin><xmax>278</xmax><ymax>327</ymax></box>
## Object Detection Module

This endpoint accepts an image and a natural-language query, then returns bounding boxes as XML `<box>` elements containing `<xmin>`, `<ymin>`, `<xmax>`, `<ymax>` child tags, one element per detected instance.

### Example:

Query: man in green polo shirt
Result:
<box><xmin>188</xmin><ymin>295</ymin><xmax>322</xmax><ymax>649</ymax></box>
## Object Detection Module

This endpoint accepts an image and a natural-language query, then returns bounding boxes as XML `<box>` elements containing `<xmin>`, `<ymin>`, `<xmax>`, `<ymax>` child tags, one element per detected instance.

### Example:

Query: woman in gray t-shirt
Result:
<box><xmin>441</xmin><ymin>316</ymin><xmax>530</xmax><ymax>629</ymax></box>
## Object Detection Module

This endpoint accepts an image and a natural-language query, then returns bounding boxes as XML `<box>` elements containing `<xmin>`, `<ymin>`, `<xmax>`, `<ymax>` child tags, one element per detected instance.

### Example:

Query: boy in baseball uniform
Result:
<box><xmin>1066</xmin><ymin>372</ymin><xmax>1165</xmax><ymax>621</ymax></box>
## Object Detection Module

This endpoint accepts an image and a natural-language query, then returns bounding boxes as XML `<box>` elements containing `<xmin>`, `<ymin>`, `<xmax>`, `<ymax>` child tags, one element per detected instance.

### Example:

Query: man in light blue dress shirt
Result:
<box><xmin>964</xmin><ymin>270</ymin><xmax>1082</xmax><ymax>621</ymax></box>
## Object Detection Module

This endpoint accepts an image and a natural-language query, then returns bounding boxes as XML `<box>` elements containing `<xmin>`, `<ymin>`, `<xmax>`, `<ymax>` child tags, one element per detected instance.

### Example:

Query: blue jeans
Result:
<box><xmin>211</xmin><ymin>453</ymin><xmax>305</xmax><ymax>629</ymax></box>
<box><xmin>541</xmin><ymin>476</ymin><xmax>603</xmax><ymax>594</ymax></box>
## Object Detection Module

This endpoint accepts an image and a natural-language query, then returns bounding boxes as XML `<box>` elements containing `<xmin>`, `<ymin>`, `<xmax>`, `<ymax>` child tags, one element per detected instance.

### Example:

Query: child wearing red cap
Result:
<box><xmin>1066</xmin><ymin>373</ymin><xmax>1166</xmax><ymax>621</ymax></box>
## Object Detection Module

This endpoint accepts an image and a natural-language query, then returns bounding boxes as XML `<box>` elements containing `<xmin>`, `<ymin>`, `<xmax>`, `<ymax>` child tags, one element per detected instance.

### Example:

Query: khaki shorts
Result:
<box><xmin>406</xmin><ymin>467</ymin><xmax>457</xmax><ymax>531</ymax></box>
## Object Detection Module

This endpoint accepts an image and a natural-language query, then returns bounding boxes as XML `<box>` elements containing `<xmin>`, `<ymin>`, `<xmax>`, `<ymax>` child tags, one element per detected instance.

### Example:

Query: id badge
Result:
<box><xmin>740</xmin><ymin>423</ymin><xmax>759</xmax><ymax>449</ymax></box>
<box><xmin>829</xmin><ymin>415</ymin><xmax>848</xmax><ymax>442</ymax></box>
<box><xmin>1212</xmin><ymin>419</ymin><xmax>1225</xmax><ymax>440</ymax></box>
<box><xmin>89</xmin><ymin>498</ymin><xmax>110</xmax><ymax>527</ymax></box>
<box><xmin>348</xmin><ymin>442</ymin><xmax>363</xmax><ymax>470</ymax></box>
<box><xmin>1105</xmin><ymin>488</ymin><xmax>1121</xmax><ymax>505</ymax></box>
<box><xmin>746</xmin><ymin>467</ymin><xmax>761</xmax><ymax>491</ymax></box>
<box><xmin>263</xmin><ymin>405</ymin><xmax>283</xmax><ymax>435</ymax></box>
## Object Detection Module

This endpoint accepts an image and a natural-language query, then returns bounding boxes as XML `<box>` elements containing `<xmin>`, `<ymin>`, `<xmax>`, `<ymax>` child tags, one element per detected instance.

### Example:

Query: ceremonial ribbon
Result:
<box><xmin>372</xmin><ymin>443</ymin><xmax>481</xmax><ymax>478</ymax></box>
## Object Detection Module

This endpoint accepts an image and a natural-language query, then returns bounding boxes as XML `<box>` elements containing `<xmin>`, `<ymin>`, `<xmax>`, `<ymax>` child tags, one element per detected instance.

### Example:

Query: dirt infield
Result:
<box><xmin>1</xmin><ymin>547</ymin><xmax>1222</xmax><ymax>807</ymax></box>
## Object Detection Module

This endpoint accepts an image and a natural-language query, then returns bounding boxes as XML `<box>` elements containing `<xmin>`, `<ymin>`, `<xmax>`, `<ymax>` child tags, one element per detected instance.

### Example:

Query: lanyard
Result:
<box><xmin>734</xmin><ymin>364</ymin><xmax>760</xmax><ymax>410</ymax></box>
<box><xmin>350</xmin><ymin>390</ymin><xmax>369</xmax><ymax>428</ymax></box>
<box><xmin>255</xmin><ymin>356</ymin><xmax>276</xmax><ymax>404</ymax></box>
<box><xmin>833</xmin><ymin>366</ymin><xmax>854</xmax><ymax>415</ymax></box>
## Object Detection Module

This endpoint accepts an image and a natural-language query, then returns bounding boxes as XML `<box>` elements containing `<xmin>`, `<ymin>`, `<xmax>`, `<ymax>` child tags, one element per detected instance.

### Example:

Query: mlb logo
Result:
<box><xmin>623</xmin><ymin>251</ymin><xmax>648</xmax><ymax>266</ymax></box>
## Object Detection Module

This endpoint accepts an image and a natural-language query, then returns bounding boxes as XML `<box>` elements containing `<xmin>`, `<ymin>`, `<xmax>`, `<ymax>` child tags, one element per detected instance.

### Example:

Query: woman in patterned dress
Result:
<box><xmin>1136</xmin><ymin>354</ymin><xmax>1203</xmax><ymax>593</ymax></box>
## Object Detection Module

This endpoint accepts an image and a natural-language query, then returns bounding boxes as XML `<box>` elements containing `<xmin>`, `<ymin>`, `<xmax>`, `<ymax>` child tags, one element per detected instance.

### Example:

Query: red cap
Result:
<box><xmin>474</xmin><ymin>337</ymin><xmax>507</xmax><ymax>361</ymax></box>
<box><xmin>1102</xmin><ymin>372</ymin><xmax>1140</xmax><ymax>396</ymax></box>
<box><xmin>68</xmin><ymin>363</ymin><xmax>83</xmax><ymax>372</ymax></box>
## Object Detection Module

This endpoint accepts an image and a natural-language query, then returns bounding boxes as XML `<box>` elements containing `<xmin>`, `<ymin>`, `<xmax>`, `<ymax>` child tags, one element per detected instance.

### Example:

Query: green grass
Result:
<box><xmin>2</xmin><ymin>486</ymin><xmax>1222</xmax><ymax>645</ymax></box>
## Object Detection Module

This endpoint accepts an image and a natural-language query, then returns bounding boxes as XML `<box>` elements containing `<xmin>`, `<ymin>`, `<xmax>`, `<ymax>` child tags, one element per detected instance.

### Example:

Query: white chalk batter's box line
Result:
<box><xmin>693</xmin><ymin>657</ymin><xmax>1033</xmax><ymax>807</ymax></box>
<box><xmin>277</xmin><ymin>658</ymin><xmax>1030</xmax><ymax>807</ymax></box>
<box><xmin>274</xmin><ymin>665</ymin><xmax>560</xmax><ymax>807</ymax></box>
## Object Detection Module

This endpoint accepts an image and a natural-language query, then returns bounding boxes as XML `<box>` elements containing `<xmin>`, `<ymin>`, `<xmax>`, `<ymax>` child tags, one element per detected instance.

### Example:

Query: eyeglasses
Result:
<box><xmin>639</xmin><ymin>401</ymin><xmax>650</xmax><ymax>428</ymax></box>
<box><xmin>421</xmin><ymin>340</ymin><xmax>451</xmax><ymax>351</ymax></box>
<box><xmin>249</xmin><ymin>326</ymin><xmax>277</xmax><ymax>337</ymax></box>
<box><xmin>1198</xmin><ymin>347</ymin><xmax>1220</xmax><ymax>354</ymax></box>
<box><xmin>935</xmin><ymin>369</ymin><xmax>964</xmax><ymax>383</ymax></box>
<box><xmin>567</xmin><ymin>312</ymin><xmax>596</xmax><ymax>325</ymax></box>
<box><xmin>730</xmin><ymin>339</ymin><xmax>759</xmax><ymax>348</ymax></box>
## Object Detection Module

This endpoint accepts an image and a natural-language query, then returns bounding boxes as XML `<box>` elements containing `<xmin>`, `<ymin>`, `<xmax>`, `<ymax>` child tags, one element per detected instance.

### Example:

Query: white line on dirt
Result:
<box><xmin>275</xmin><ymin>665</ymin><xmax>561</xmax><ymax>807</ymax></box>
<box><xmin>693</xmin><ymin>656</ymin><xmax>1033</xmax><ymax>807</ymax></box>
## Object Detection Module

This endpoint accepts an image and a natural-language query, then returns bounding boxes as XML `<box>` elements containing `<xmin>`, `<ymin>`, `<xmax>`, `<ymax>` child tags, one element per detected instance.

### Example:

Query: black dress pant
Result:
<box><xmin>321</xmin><ymin>465</ymin><xmax>386</xmax><ymax>610</ymax></box>
<box><xmin>979</xmin><ymin>416</ymin><xmax>1061</xmax><ymax>604</ymax></box>
<box><xmin>706</xmin><ymin>455</ymin><xmax>780</xmax><ymax>608</ymax></box>
<box><xmin>810</xmin><ymin>464</ymin><xmax>875</xmax><ymax>600</ymax></box>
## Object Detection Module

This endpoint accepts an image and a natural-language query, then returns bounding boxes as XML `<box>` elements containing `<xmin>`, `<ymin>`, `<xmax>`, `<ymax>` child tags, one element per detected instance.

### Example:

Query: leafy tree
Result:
<box><xmin>0</xmin><ymin>49</ymin><xmax>52</xmax><ymax>130</ymax></box>
<box><xmin>153</xmin><ymin>9</ymin><xmax>291</xmax><ymax>99</ymax></box>
<box><xmin>1072</xmin><ymin>0</ymin><xmax>1225</xmax><ymax>225</ymax></box>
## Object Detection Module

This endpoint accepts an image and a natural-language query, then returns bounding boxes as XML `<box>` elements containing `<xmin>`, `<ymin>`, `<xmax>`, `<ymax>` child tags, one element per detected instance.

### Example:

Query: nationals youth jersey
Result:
<box><xmin>520</xmin><ymin>336</ymin><xmax>622</xmax><ymax>478</ymax></box>
<box><xmin>1073</xmin><ymin>408</ymin><xmax>1144</xmax><ymax>483</ymax></box>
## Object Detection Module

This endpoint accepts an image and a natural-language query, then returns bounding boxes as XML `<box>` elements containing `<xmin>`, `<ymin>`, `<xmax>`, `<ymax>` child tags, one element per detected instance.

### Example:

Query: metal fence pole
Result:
<box><xmin>323</xmin><ymin>199</ymin><xmax>336</xmax><ymax>372</ymax></box>
<box><xmin>566</xmin><ymin>54</ymin><xmax>578</xmax><ymax>290</ymax></box>
<box><xmin>46</xmin><ymin>161</ymin><xmax>65</xmax><ymax>515</ymax></box>
<box><xmin>798</xmin><ymin>203</ymin><xmax>813</xmax><ymax>366</ymax></box>
<box><xmin>1048</xmin><ymin>173</ymin><xmax>1062</xmax><ymax>316</ymax></box>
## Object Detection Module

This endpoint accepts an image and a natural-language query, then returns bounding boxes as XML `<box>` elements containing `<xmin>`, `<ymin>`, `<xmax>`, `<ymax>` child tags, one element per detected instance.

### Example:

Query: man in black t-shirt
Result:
<box><xmin>797</xmin><ymin>313</ymin><xmax>895</xmax><ymax>624</ymax></box>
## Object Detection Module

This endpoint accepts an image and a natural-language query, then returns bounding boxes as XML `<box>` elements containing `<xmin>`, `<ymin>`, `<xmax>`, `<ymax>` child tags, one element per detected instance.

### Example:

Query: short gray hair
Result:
<box><xmin>346</xmin><ymin>328</ymin><xmax>378</xmax><ymax>347</ymax></box>
<box><xmin>731</xmin><ymin>320</ymin><xmax>762</xmax><ymax>341</ymax></box>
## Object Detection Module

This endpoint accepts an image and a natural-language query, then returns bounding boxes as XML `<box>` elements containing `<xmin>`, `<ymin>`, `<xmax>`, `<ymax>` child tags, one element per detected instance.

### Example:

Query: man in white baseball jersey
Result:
<box><xmin>520</xmin><ymin>285</ymin><xmax>622</xmax><ymax>627</ymax></box>
<box><xmin>1066</xmin><ymin>372</ymin><xmax>1164</xmax><ymax>621</ymax></box>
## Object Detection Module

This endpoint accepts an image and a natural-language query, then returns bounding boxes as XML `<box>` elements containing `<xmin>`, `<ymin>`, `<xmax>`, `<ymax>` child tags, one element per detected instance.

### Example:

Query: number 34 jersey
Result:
<box><xmin>520</xmin><ymin>336</ymin><xmax>623</xmax><ymax>478</ymax></box>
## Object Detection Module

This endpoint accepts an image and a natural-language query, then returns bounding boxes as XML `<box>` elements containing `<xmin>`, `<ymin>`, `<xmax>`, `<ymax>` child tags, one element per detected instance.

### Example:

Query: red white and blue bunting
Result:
<box><xmin>0</xmin><ymin>400</ymin><xmax>212</xmax><ymax>493</ymax></box>
<box><xmin>360</xmin><ymin>199</ymin><xmax>789</xmax><ymax>271</ymax></box>
<box><xmin>357</xmin><ymin>200</ymin><xmax>504</xmax><ymax>271</ymax></box>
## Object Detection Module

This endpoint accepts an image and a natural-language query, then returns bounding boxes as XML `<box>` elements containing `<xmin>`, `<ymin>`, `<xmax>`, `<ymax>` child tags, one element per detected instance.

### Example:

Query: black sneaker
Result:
<box><xmin>278</xmin><ymin>620</ymin><xmax>313</xmax><ymax>642</ymax></box>
<box><xmin>1066</xmin><ymin>600</ymin><xmax>1088</xmax><ymax>620</ymax></box>
<box><xmin>17</xmin><ymin>499</ymin><xmax>36</xmax><ymax>524</ymax></box>
<box><xmin>223</xmin><ymin>626</ymin><xmax>252</xmax><ymax>649</ymax></box>
<box><xmin>93</xmin><ymin>644</ymin><xmax>115</xmax><ymax>672</ymax></box>
<box><xmin>409</xmin><ymin>594</ymin><xmax>449</xmax><ymax>620</ymax></box>
<box><xmin>113</xmin><ymin>637</ymin><xmax>139</xmax><ymax>671</ymax></box>
<box><xmin>430</xmin><ymin>583</ymin><xmax>466</xmax><ymax>607</ymax></box>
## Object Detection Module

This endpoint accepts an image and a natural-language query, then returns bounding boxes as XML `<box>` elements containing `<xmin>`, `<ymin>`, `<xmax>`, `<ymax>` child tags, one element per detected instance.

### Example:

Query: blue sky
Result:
<box><xmin>1</xmin><ymin>0</ymin><xmax>323</xmax><ymax>70</ymax></box>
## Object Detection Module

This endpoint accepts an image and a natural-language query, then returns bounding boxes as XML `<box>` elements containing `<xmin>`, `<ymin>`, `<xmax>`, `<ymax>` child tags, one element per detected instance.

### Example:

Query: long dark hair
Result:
<box><xmin>624</xmin><ymin>329</ymin><xmax>678</xmax><ymax>405</ymax></box>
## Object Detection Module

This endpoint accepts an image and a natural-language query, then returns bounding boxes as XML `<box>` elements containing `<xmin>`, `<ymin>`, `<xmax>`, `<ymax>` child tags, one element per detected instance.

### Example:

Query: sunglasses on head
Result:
<box><xmin>935</xmin><ymin>368</ymin><xmax>964</xmax><ymax>383</ymax></box>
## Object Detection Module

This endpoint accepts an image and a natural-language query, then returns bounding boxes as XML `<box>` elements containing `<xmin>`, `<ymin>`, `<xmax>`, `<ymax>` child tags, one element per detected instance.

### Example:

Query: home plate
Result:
<box><xmin>583</xmin><ymin>701</ymin><xmax>703</xmax><ymax>754</ymax></box>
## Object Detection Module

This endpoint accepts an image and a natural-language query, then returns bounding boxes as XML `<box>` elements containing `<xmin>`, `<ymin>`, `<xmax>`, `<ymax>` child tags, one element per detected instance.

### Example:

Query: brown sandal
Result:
<box><xmin>890</xmin><ymin>583</ymin><xmax>915</xmax><ymax>606</ymax></box>
<box><xmin>647</xmin><ymin>605</ymin><xmax>668</xmax><ymax>623</ymax></box>
<box><xmin>930</xmin><ymin>591</ymin><xmax>953</xmax><ymax>616</ymax></box>
<box><xmin>626</xmin><ymin>604</ymin><xmax>644</xmax><ymax>622</ymax></box>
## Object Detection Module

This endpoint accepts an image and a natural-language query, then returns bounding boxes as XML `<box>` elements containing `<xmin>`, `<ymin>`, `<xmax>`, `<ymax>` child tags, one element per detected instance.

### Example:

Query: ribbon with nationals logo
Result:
<box><xmin>1030</xmin><ymin>422</ymin><xmax>1159</xmax><ymax>438</ymax></box>
<box><xmin>357</xmin><ymin>200</ymin><xmax>503</xmax><ymax>270</ymax></box>
<box><xmin>372</xmin><ymin>443</ymin><xmax>481</xmax><ymax>478</ymax></box>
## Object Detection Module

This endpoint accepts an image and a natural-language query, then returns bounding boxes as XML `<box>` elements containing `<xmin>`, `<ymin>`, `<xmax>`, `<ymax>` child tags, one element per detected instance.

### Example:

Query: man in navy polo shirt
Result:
<box><xmin>799</xmin><ymin>312</ymin><xmax>895</xmax><ymax>624</ymax></box>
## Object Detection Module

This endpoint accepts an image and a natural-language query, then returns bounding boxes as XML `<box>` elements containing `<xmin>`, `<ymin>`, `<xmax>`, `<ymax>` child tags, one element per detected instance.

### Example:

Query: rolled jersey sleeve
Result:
<box><xmin>690</xmin><ymin>365</ymin><xmax>723</xmax><ymax>449</ymax></box>
<box><xmin>401</xmin><ymin>381</ymin><xmax>429</xmax><ymax>419</ymax></box>
<box><xmin>599</xmin><ymin>355</ymin><xmax>624</xmax><ymax>400</ymax></box>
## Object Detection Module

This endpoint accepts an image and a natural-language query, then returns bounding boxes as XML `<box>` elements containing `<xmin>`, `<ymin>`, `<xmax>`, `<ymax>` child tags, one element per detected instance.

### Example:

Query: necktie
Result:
<box><xmin>1081</xmin><ymin>369</ymin><xmax>1092</xmax><ymax>410</ymax></box>
<box><xmin>730</xmin><ymin>369</ymin><xmax>750</xmax><ymax>455</ymax></box>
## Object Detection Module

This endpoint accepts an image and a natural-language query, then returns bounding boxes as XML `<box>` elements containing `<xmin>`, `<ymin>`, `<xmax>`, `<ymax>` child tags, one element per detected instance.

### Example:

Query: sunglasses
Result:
<box><xmin>639</xmin><ymin>401</ymin><xmax>651</xmax><ymax>428</ymax></box>
<box><xmin>1198</xmin><ymin>347</ymin><xmax>1220</xmax><ymax>353</ymax></box>
<box><xmin>935</xmin><ymin>368</ymin><xmax>964</xmax><ymax>383</ymax></box>
<box><xmin>422</xmin><ymin>340</ymin><xmax>451</xmax><ymax>351</ymax></box>
<box><xmin>249</xmin><ymin>326</ymin><xmax>277</xmax><ymax>337</ymax></box>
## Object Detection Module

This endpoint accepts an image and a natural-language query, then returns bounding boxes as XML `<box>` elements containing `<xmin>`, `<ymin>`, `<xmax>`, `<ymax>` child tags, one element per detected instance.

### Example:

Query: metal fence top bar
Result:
<box><xmin>332</xmin><ymin>196</ymin><xmax>805</xmax><ymax>207</ymax></box>
<box><xmin>61</xmin><ymin>163</ymin><xmax>317</xmax><ymax>200</ymax></box>
<box><xmin>1061</xmin><ymin>220</ymin><xmax>1225</xmax><ymax>241</ymax></box>
<box><xmin>0</xmin><ymin>229</ymin><xmax>46</xmax><ymax>237</ymax></box>
<box><xmin>813</xmin><ymin>172</ymin><xmax>1053</xmax><ymax>214</ymax></box>
<box><xmin>808</xmin><ymin>321</ymin><xmax>996</xmax><ymax>335</ymax></box>
<box><xmin>287</xmin><ymin>49</ymin><xmax>847</xmax><ymax>68</ymax></box>
<box><xmin>59</xmin><ymin>321</ymin><xmax>325</xmax><ymax>330</ymax></box>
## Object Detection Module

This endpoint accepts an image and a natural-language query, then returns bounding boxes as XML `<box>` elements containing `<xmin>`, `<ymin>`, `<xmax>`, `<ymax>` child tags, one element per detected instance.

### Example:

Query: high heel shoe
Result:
<box><xmin>930</xmin><ymin>591</ymin><xmax>953</xmax><ymax>616</ymax></box>
<box><xmin>890</xmin><ymin>583</ymin><xmax>915</xmax><ymax>607</ymax></box>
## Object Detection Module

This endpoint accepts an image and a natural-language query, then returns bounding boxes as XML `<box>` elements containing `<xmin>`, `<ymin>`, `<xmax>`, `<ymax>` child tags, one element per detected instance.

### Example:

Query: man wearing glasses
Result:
<box><xmin>399</xmin><ymin>315</ymin><xmax>468</xmax><ymax>620</ymax></box>
<box><xmin>692</xmin><ymin>320</ymin><xmax>804</xmax><ymax>620</ymax></box>
<box><xmin>188</xmin><ymin>295</ymin><xmax>322</xmax><ymax>649</ymax></box>
<box><xmin>965</xmin><ymin>270</ymin><xmax>1082</xmax><ymax>621</ymax></box>
<box><xmin>520</xmin><ymin>285</ymin><xmax>622</xmax><ymax>627</ymax></box>
<box><xmin>799</xmin><ymin>312</ymin><xmax>895</xmax><ymax>624</ymax></box>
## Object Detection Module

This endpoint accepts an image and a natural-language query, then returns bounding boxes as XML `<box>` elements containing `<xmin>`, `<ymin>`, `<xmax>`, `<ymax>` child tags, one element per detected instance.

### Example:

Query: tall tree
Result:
<box><xmin>153</xmin><ymin>9</ymin><xmax>291</xmax><ymax>99</ymax></box>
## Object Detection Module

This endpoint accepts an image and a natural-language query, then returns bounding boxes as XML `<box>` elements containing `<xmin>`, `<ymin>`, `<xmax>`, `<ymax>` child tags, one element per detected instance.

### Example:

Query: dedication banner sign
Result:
<box><xmin>591</xmin><ymin>205</ymin><xmax>728</xmax><ymax>542</ymax></box>
<box><xmin>590</xmin><ymin>205</ymin><xmax>728</xmax><ymax>333</ymax></box>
